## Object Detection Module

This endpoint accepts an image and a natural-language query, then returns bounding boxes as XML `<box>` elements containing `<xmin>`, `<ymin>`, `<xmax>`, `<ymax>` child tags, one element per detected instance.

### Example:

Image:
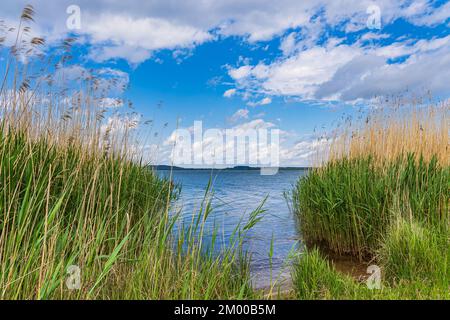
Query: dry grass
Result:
<box><xmin>328</xmin><ymin>102</ymin><xmax>449</xmax><ymax>165</ymax></box>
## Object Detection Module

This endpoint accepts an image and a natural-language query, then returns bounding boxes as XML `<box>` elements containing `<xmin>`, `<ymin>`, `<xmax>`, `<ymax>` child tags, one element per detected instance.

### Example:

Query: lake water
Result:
<box><xmin>158</xmin><ymin>169</ymin><xmax>307</xmax><ymax>289</ymax></box>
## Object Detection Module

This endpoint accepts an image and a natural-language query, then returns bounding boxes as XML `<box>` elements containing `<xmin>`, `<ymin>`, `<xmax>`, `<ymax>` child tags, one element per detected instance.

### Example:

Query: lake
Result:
<box><xmin>158</xmin><ymin>168</ymin><xmax>307</xmax><ymax>289</ymax></box>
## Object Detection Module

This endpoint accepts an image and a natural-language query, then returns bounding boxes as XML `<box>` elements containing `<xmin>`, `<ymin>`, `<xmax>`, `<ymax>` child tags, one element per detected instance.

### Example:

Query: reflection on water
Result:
<box><xmin>158</xmin><ymin>169</ymin><xmax>307</xmax><ymax>289</ymax></box>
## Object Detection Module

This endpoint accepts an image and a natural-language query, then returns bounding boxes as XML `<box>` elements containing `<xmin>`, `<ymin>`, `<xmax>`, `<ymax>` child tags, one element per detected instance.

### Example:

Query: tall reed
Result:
<box><xmin>329</xmin><ymin>102</ymin><xmax>449</xmax><ymax>165</ymax></box>
<box><xmin>0</xmin><ymin>6</ymin><xmax>260</xmax><ymax>299</ymax></box>
<box><xmin>292</xmin><ymin>103</ymin><xmax>449</xmax><ymax>258</ymax></box>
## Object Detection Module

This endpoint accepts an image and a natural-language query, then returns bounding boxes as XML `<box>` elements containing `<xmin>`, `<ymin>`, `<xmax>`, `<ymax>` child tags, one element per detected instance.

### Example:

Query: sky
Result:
<box><xmin>1</xmin><ymin>0</ymin><xmax>449</xmax><ymax>166</ymax></box>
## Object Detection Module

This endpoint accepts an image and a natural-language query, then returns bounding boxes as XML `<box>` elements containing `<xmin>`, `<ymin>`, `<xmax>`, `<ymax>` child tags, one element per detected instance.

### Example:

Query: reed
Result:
<box><xmin>293</xmin><ymin>154</ymin><xmax>449</xmax><ymax>257</ymax></box>
<box><xmin>293</xmin><ymin>104</ymin><xmax>449</xmax><ymax>258</ymax></box>
<box><xmin>292</xmin><ymin>99</ymin><xmax>449</xmax><ymax>299</ymax></box>
<box><xmin>329</xmin><ymin>102</ymin><xmax>449</xmax><ymax>165</ymax></box>
<box><xmin>0</xmin><ymin>6</ymin><xmax>260</xmax><ymax>299</ymax></box>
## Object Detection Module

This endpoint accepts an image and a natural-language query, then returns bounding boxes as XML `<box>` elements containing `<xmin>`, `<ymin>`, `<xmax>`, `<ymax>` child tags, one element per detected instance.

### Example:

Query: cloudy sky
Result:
<box><xmin>1</xmin><ymin>0</ymin><xmax>449</xmax><ymax>166</ymax></box>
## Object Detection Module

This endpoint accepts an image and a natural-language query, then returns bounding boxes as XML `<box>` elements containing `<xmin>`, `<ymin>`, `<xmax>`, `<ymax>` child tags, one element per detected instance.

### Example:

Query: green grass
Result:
<box><xmin>291</xmin><ymin>248</ymin><xmax>355</xmax><ymax>299</ymax></box>
<box><xmin>0</xmin><ymin>6</ymin><xmax>266</xmax><ymax>299</ymax></box>
<box><xmin>0</xmin><ymin>128</ymin><xmax>262</xmax><ymax>299</ymax></box>
<box><xmin>378</xmin><ymin>216</ymin><xmax>449</xmax><ymax>287</ymax></box>
<box><xmin>291</xmin><ymin>153</ymin><xmax>450</xmax><ymax>299</ymax></box>
<box><xmin>292</xmin><ymin>154</ymin><xmax>449</xmax><ymax>258</ymax></box>
<box><xmin>293</xmin><ymin>245</ymin><xmax>450</xmax><ymax>300</ymax></box>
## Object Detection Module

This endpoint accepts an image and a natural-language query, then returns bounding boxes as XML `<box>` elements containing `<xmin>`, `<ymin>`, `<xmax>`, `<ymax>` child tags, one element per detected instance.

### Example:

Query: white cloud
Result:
<box><xmin>101</xmin><ymin>114</ymin><xmax>141</xmax><ymax>135</ymax></box>
<box><xmin>229</xmin><ymin>41</ymin><xmax>360</xmax><ymax>99</ymax></box>
<box><xmin>85</xmin><ymin>14</ymin><xmax>213</xmax><ymax>64</ymax></box>
<box><xmin>229</xmin><ymin>35</ymin><xmax>450</xmax><ymax>102</ymax></box>
<box><xmin>260</xmin><ymin>97</ymin><xmax>272</xmax><ymax>105</ymax></box>
<box><xmin>233</xmin><ymin>118</ymin><xmax>276</xmax><ymax>131</ymax></box>
<box><xmin>403</xmin><ymin>1</ymin><xmax>450</xmax><ymax>26</ymax></box>
<box><xmin>160</xmin><ymin>118</ymin><xmax>329</xmax><ymax>166</ymax></box>
<box><xmin>90</xmin><ymin>45</ymin><xmax>153</xmax><ymax>65</ymax></box>
<box><xmin>2</xmin><ymin>0</ymin><xmax>449</xmax><ymax>66</ymax></box>
<box><xmin>228</xmin><ymin>65</ymin><xmax>253</xmax><ymax>80</ymax></box>
<box><xmin>162</xmin><ymin>118</ymin><xmax>292</xmax><ymax>166</ymax></box>
<box><xmin>97</xmin><ymin>97</ymin><xmax>124</xmax><ymax>108</ymax></box>
<box><xmin>53</xmin><ymin>66</ymin><xmax>129</xmax><ymax>94</ymax></box>
<box><xmin>316</xmin><ymin>36</ymin><xmax>450</xmax><ymax>101</ymax></box>
<box><xmin>247</xmin><ymin>97</ymin><xmax>272</xmax><ymax>107</ymax></box>
<box><xmin>360</xmin><ymin>32</ymin><xmax>391</xmax><ymax>41</ymax></box>
<box><xmin>2</xmin><ymin>0</ymin><xmax>449</xmax><ymax>101</ymax></box>
<box><xmin>53</xmin><ymin>65</ymin><xmax>88</xmax><ymax>82</ymax></box>
<box><xmin>223</xmin><ymin>88</ymin><xmax>237</xmax><ymax>98</ymax></box>
<box><xmin>229</xmin><ymin>108</ymin><xmax>249</xmax><ymax>123</ymax></box>
<box><xmin>280</xmin><ymin>136</ymin><xmax>330</xmax><ymax>166</ymax></box>
<box><xmin>279</xmin><ymin>32</ymin><xmax>297</xmax><ymax>56</ymax></box>
<box><xmin>324</xmin><ymin>46</ymin><xmax>450</xmax><ymax>101</ymax></box>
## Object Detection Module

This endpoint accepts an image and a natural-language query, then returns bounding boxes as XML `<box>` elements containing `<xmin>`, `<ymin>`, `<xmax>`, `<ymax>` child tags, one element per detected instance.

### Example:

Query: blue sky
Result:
<box><xmin>1</xmin><ymin>0</ymin><xmax>449</xmax><ymax>166</ymax></box>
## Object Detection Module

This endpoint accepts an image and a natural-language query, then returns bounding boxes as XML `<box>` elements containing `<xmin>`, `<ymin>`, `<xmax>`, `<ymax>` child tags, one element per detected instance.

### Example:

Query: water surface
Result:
<box><xmin>159</xmin><ymin>169</ymin><xmax>307</xmax><ymax>289</ymax></box>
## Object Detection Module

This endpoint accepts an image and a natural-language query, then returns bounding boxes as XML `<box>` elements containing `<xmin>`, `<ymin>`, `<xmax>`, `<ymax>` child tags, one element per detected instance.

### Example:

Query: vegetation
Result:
<box><xmin>292</xmin><ymin>103</ymin><xmax>449</xmax><ymax>299</ymax></box>
<box><xmin>293</xmin><ymin>246</ymin><xmax>450</xmax><ymax>300</ymax></box>
<box><xmin>0</xmin><ymin>128</ymin><xmax>263</xmax><ymax>299</ymax></box>
<box><xmin>0</xmin><ymin>6</ymin><xmax>261</xmax><ymax>299</ymax></box>
<box><xmin>293</xmin><ymin>154</ymin><xmax>449</xmax><ymax>258</ymax></box>
<box><xmin>2</xmin><ymin>5</ymin><xmax>449</xmax><ymax>301</ymax></box>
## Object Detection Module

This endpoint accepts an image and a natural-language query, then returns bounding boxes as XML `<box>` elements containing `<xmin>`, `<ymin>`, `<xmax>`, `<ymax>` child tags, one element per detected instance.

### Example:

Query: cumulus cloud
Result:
<box><xmin>331</xmin><ymin>47</ymin><xmax>450</xmax><ymax>101</ymax></box>
<box><xmin>228</xmin><ymin>35</ymin><xmax>450</xmax><ymax>102</ymax></box>
<box><xmin>279</xmin><ymin>32</ymin><xmax>297</xmax><ymax>56</ymax></box>
<box><xmin>280</xmin><ymin>136</ymin><xmax>330</xmax><ymax>166</ymax></box>
<box><xmin>402</xmin><ymin>1</ymin><xmax>450</xmax><ymax>26</ymax></box>
<box><xmin>232</xmin><ymin>118</ymin><xmax>276</xmax><ymax>131</ymax></box>
<box><xmin>228</xmin><ymin>108</ymin><xmax>249</xmax><ymax>123</ymax></box>
<box><xmin>101</xmin><ymin>114</ymin><xmax>141</xmax><ymax>135</ymax></box>
<box><xmin>247</xmin><ymin>97</ymin><xmax>272</xmax><ymax>107</ymax></box>
<box><xmin>318</xmin><ymin>36</ymin><xmax>450</xmax><ymax>101</ymax></box>
<box><xmin>85</xmin><ymin>14</ymin><xmax>213</xmax><ymax>63</ymax></box>
<box><xmin>2</xmin><ymin>0</ymin><xmax>449</xmax><ymax>102</ymax></box>
<box><xmin>97</xmin><ymin>97</ymin><xmax>124</xmax><ymax>108</ymax></box>
<box><xmin>229</xmin><ymin>40</ymin><xmax>360</xmax><ymax>99</ymax></box>
<box><xmin>159</xmin><ymin>118</ymin><xmax>322</xmax><ymax>166</ymax></box>
<box><xmin>3</xmin><ymin>0</ymin><xmax>448</xmax><ymax>65</ymax></box>
<box><xmin>53</xmin><ymin>65</ymin><xmax>129</xmax><ymax>94</ymax></box>
<box><xmin>359</xmin><ymin>32</ymin><xmax>391</xmax><ymax>42</ymax></box>
<box><xmin>223</xmin><ymin>88</ymin><xmax>237</xmax><ymax>98</ymax></box>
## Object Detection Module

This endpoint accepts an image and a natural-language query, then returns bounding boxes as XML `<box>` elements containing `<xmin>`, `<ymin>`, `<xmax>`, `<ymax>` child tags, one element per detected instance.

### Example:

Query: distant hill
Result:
<box><xmin>150</xmin><ymin>165</ymin><xmax>310</xmax><ymax>171</ymax></box>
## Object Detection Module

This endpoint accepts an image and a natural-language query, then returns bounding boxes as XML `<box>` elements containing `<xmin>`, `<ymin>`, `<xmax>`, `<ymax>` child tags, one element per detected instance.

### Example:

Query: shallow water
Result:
<box><xmin>159</xmin><ymin>169</ymin><xmax>307</xmax><ymax>289</ymax></box>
